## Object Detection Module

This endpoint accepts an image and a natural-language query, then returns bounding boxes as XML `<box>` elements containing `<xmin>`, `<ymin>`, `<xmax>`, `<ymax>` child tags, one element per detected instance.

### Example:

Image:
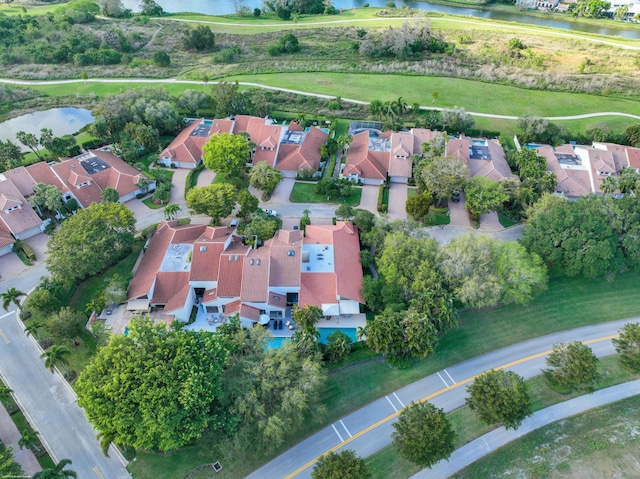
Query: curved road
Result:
<box><xmin>1</xmin><ymin>78</ymin><xmax>639</xmax><ymax>122</ymax></box>
<box><xmin>247</xmin><ymin>318</ymin><xmax>633</xmax><ymax>479</ymax></box>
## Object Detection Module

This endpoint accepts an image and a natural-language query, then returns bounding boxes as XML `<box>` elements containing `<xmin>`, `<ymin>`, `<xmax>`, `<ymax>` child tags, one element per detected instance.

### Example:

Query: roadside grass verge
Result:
<box><xmin>290</xmin><ymin>182</ymin><xmax>362</xmax><ymax>206</ymax></box>
<box><xmin>498</xmin><ymin>212</ymin><xmax>519</xmax><ymax>228</ymax></box>
<box><xmin>142</xmin><ymin>197</ymin><xmax>163</xmax><ymax>209</ymax></box>
<box><xmin>223</xmin><ymin>72</ymin><xmax>640</xmax><ymax>118</ymax></box>
<box><xmin>367</xmin><ymin>355</ymin><xmax>640</xmax><ymax>479</ymax></box>
<box><xmin>452</xmin><ymin>390</ymin><xmax>640</xmax><ymax>478</ymax></box>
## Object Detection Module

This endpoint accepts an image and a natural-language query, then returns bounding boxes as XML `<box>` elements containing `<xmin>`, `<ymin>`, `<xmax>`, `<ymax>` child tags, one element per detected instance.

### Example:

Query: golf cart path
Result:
<box><xmin>1</xmin><ymin>78</ymin><xmax>639</xmax><ymax>122</ymax></box>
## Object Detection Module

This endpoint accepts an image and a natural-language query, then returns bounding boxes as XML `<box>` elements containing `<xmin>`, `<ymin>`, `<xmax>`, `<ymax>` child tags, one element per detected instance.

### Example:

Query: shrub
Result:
<box><xmin>386</xmin><ymin>1</ymin><xmax>397</xmax><ymax>7</ymax></box>
<box><xmin>297</xmin><ymin>168</ymin><xmax>317</xmax><ymax>181</ymax></box>
<box><xmin>21</xmin><ymin>243</ymin><xmax>36</xmax><ymax>261</ymax></box>
<box><xmin>254</xmin><ymin>8</ymin><xmax>261</xmax><ymax>16</ymax></box>
<box><xmin>276</xmin><ymin>6</ymin><xmax>291</xmax><ymax>20</ymax></box>
<box><xmin>152</xmin><ymin>51</ymin><xmax>170</xmax><ymax>67</ymax></box>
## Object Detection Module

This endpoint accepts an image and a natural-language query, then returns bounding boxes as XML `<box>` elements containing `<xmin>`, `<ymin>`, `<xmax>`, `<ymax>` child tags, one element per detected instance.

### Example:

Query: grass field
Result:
<box><xmin>290</xmin><ymin>181</ymin><xmax>362</xmax><ymax>206</ymax></box>
<box><xmin>453</xmin><ymin>393</ymin><xmax>640</xmax><ymax>478</ymax></box>
<box><xmin>367</xmin><ymin>355</ymin><xmax>640</xmax><ymax>479</ymax></box>
<box><xmin>222</xmin><ymin>72</ymin><xmax>640</xmax><ymax>118</ymax></box>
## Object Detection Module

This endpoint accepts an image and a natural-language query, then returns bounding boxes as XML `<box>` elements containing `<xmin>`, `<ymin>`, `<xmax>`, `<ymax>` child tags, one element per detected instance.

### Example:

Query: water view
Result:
<box><xmin>0</xmin><ymin>108</ymin><xmax>94</xmax><ymax>148</ymax></box>
<box><xmin>120</xmin><ymin>0</ymin><xmax>640</xmax><ymax>39</ymax></box>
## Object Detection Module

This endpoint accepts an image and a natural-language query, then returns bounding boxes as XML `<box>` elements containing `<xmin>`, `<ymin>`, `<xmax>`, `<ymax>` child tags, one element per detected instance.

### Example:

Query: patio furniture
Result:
<box><xmin>288</xmin><ymin>325</ymin><xmax>294</xmax><ymax>330</ymax></box>
<box><xmin>285</xmin><ymin>321</ymin><xmax>291</xmax><ymax>327</ymax></box>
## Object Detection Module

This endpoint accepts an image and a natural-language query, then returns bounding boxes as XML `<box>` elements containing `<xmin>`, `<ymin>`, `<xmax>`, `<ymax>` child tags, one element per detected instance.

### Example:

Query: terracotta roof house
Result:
<box><xmin>126</xmin><ymin>221</ymin><xmax>365</xmax><ymax>329</ymax></box>
<box><xmin>534</xmin><ymin>144</ymin><xmax>595</xmax><ymax>198</ymax></box>
<box><xmin>0</xmin><ymin>227</ymin><xmax>15</xmax><ymax>257</ymax></box>
<box><xmin>341</xmin><ymin>130</ymin><xmax>391</xmax><ymax>185</ymax></box>
<box><xmin>276</xmin><ymin>127</ymin><xmax>328</xmax><ymax>177</ymax></box>
<box><xmin>0</xmin><ymin>179</ymin><xmax>44</xmax><ymax>243</ymax></box>
<box><xmin>388</xmin><ymin>132</ymin><xmax>415</xmax><ymax>183</ymax></box>
<box><xmin>592</xmin><ymin>142</ymin><xmax>640</xmax><ymax>172</ymax></box>
<box><xmin>447</xmin><ymin>137</ymin><xmax>516</xmax><ymax>181</ymax></box>
<box><xmin>158</xmin><ymin>119</ymin><xmax>210</xmax><ymax>169</ymax></box>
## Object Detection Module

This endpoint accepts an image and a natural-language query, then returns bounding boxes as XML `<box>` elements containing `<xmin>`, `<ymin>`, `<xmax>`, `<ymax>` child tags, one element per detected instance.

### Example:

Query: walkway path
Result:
<box><xmin>248</xmin><ymin>318</ymin><xmax>629</xmax><ymax>479</ymax></box>
<box><xmin>414</xmin><ymin>380</ymin><xmax>640</xmax><ymax>479</ymax></box>
<box><xmin>0</xmin><ymin>400</ymin><xmax>41</xmax><ymax>476</ymax></box>
<box><xmin>1</xmin><ymin>78</ymin><xmax>639</xmax><ymax>122</ymax></box>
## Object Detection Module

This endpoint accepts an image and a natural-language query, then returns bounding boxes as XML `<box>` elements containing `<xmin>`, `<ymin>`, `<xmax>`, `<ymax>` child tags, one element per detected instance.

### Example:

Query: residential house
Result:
<box><xmin>534</xmin><ymin>144</ymin><xmax>594</xmax><ymax>198</ymax></box>
<box><xmin>276</xmin><ymin>125</ymin><xmax>329</xmax><ymax>177</ymax></box>
<box><xmin>0</xmin><ymin>179</ymin><xmax>44</xmax><ymax>246</ymax></box>
<box><xmin>592</xmin><ymin>142</ymin><xmax>640</xmax><ymax>172</ymax></box>
<box><xmin>126</xmin><ymin>220</ymin><xmax>365</xmax><ymax>330</ymax></box>
<box><xmin>158</xmin><ymin>119</ymin><xmax>213</xmax><ymax>169</ymax></box>
<box><xmin>446</xmin><ymin>137</ymin><xmax>516</xmax><ymax>181</ymax></box>
<box><xmin>341</xmin><ymin>130</ymin><xmax>391</xmax><ymax>185</ymax></box>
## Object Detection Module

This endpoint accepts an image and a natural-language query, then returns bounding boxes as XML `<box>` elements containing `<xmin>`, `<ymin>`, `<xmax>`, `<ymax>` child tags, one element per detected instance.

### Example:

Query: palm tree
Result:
<box><xmin>0</xmin><ymin>384</ymin><xmax>12</xmax><ymax>402</ymax></box>
<box><xmin>600</xmin><ymin>176</ymin><xmax>619</xmax><ymax>195</ymax></box>
<box><xmin>1</xmin><ymin>287</ymin><xmax>25</xmax><ymax>311</ymax></box>
<box><xmin>24</xmin><ymin>320</ymin><xmax>43</xmax><ymax>340</ymax></box>
<box><xmin>163</xmin><ymin>203</ymin><xmax>181</xmax><ymax>221</ymax></box>
<box><xmin>40</xmin><ymin>345</ymin><xmax>72</xmax><ymax>374</ymax></box>
<box><xmin>18</xmin><ymin>430</ymin><xmax>39</xmax><ymax>451</ymax></box>
<box><xmin>31</xmin><ymin>458</ymin><xmax>77</xmax><ymax>479</ymax></box>
<box><xmin>337</xmin><ymin>134</ymin><xmax>352</xmax><ymax>155</ymax></box>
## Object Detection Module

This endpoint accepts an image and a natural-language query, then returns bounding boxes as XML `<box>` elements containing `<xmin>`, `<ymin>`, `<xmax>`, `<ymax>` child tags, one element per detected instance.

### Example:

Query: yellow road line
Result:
<box><xmin>93</xmin><ymin>466</ymin><xmax>105</xmax><ymax>479</ymax></box>
<box><xmin>0</xmin><ymin>328</ymin><xmax>10</xmax><ymax>344</ymax></box>
<box><xmin>282</xmin><ymin>334</ymin><xmax>619</xmax><ymax>479</ymax></box>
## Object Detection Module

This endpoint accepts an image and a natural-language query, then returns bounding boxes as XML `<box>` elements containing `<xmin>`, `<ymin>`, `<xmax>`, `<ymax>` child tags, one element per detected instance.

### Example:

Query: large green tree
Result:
<box><xmin>186</xmin><ymin>183</ymin><xmax>237</xmax><ymax>225</ymax></box>
<box><xmin>441</xmin><ymin>106</ymin><xmax>474</xmax><ymax>133</ymax></box>
<box><xmin>613</xmin><ymin>323</ymin><xmax>640</xmax><ymax>373</ymax></box>
<box><xmin>202</xmin><ymin>133</ymin><xmax>250</xmax><ymax>179</ymax></box>
<box><xmin>249</xmin><ymin>161</ymin><xmax>283</xmax><ymax>196</ymax></box>
<box><xmin>464</xmin><ymin>176</ymin><xmax>509</xmax><ymax>217</ymax></box>
<box><xmin>543</xmin><ymin>341</ymin><xmax>600</xmax><ymax>394</ymax></box>
<box><xmin>392</xmin><ymin>402</ymin><xmax>456</xmax><ymax>468</ymax></box>
<box><xmin>0</xmin><ymin>444</ymin><xmax>23</xmax><ymax>478</ymax></box>
<box><xmin>45</xmin><ymin>307</ymin><xmax>85</xmax><ymax>346</ymax></box>
<box><xmin>76</xmin><ymin>319</ymin><xmax>229</xmax><ymax>451</ymax></box>
<box><xmin>46</xmin><ymin>202</ymin><xmax>135</xmax><ymax>282</ymax></box>
<box><xmin>1</xmin><ymin>287</ymin><xmax>25</xmax><ymax>311</ymax></box>
<box><xmin>291</xmin><ymin>304</ymin><xmax>323</xmax><ymax>358</ymax></box>
<box><xmin>439</xmin><ymin>233</ymin><xmax>547</xmax><ymax>308</ymax></box>
<box><xmin>520</xmin><ymin>195</ymin><xmax>625</xmax><ymax>278</ymax></box>
<box><xmin>312</xmin><ymin>450</ymin><xmax>371</xmax><ymax>479</ymax></box>
<box><xmin>420</xmin><ymin>156</ymin><xmax>469</xmax><ymax>205</ymax></box>
<box><xmin>466</xmin><ymin>369</ymin><xmax>532</xmax><ymax>430</ymax></box>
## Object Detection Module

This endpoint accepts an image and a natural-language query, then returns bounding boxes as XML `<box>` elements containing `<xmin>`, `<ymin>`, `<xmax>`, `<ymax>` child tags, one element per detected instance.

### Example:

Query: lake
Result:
<box><xmin>0</xmin><ymin>108</ymin><xmax>94</xmax><ymax>148</ymax></box>
<box><xmin>120</xmin><ymin>0</ymin><xmax>640</xmax><ymax>39</ymax></box>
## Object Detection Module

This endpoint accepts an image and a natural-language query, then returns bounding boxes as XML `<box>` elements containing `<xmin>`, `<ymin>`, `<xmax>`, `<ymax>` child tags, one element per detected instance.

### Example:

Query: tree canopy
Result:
<box><xmin>202</xmin><ymin>133</ymin><xmax>250</xmax><ymax>179</ymax></box>
<box><xmin>76</xmin><ymin>318</ymin><xmax>229</xmax><ymax>451</ymax></box>
<box><xmin>543</xmin><ymin>341</ymin><xmax>600</xmax><ymax>394</ymax></box>
<box><xmin>392</xmin><ymin>402</ymin><xmax>456</xmax><ymax>468</ymax></box>
<box><xmin>464</xmin><ymin>177</ymin><xmax>509</xmax><ymax>217</ymax></box>
<box><xmin>46</xmin><ymin>202</ymin><xmax>135</xmax><ymax>282</ymax></box>
<box><xmin>312</xmin><ymin>450</ymin><xmax>371</xmax><ymax>479</ymax></box>
<box><xmin>419</xmin><ymin>155</ymin><xmax>469</xmax><ymax>203</ymax></box>
<box><xmin>186</xmin><ymin>183</ymin><xmax>237</xmax><ymax>225</ymax></box>
<box><xmin>613</xmin><ymin>323</ymin><xmax>640</xmax><ymax>373</ymax></box>
<box><xmin>248</xmin><ymin>161</ymin><xmax>283</xmax><ymax>196</ymax></box>
<box><xmin>466</xmin><ymin>369</ymin><xmax>532</xmax><ymax>430</ymax></box>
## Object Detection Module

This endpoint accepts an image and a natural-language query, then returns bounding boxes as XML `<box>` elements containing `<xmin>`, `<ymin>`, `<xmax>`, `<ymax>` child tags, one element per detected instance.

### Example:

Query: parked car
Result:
<box><xmin>451</xmin><ymin>191</ymin><xmax>461</xmax><ymax>202</ymax></box>
<box><xmin>263</xmin><ymin>209</ymin><xmax>277</xmax><ymax>217</ymax></box>
<box><xmin>105</xmin><ymin>302</ymin><xmax>115</xmax><ymax>315</ymax></box>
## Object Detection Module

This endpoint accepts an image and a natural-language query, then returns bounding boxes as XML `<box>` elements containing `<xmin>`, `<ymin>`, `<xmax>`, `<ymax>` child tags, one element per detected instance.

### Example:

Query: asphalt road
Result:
<box><xmin>247</xmin><ymin>318</ymin><xmax>631</xmax><ymax>479</ymax></box>
<box><xmin>0</xmin><ymin>307</ymin><xmax>130</xmax><ymax>479</ymax></box>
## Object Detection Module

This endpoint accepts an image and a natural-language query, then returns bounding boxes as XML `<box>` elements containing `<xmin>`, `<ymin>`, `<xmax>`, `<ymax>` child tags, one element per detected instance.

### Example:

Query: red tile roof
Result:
<box><xmin>160</xmin><ymin>119</ymin><xmax>208</xmax><ymax>165</ymax></box>
<box><xmin>0</xmin><ymin>227</ymin><xmax>15</xmax><ymax>248</ymax></box>
<box><xmin>276</xmin><ymin>127</ymin><xmax>328</xmax><ymax>172</ymax></box>
<box><xmin>343</xmin><ymin>131</ymin><xmax>389</xmax><ymax>181</ymax></box>
<box><xmin>152</xmin><ymin>272</ymin><xmax>190</xmax><ymax>305</ymax></box>
<box><xmin>300</xmin><ymin>272</ymin><xmax>337</xmax><ymax>307</ymax></box>
<box><xmin>25</xmin><ymin>162</ymin><xmax>65</xmax><ymax>193</ymax></box>
<box><xmin>0</xmin><ymin>180</ymin><xmax>43</xmax><ymax>235</ymax></box>
<box><xmin>265</xmin><ymin>229</ymin><xmax>303</xmax><ymax>287</ymax></box>
<box><xmin>218</xmin><ymin>242</ymin><xmax>250</xmax><ymax>297</ymax></box>
<box><xmin>389</xmin><ymin>132</ymin><xmax>414</xmax><ymax>178</ymax></box>
<box><xmin>49</xmin><ymin>159</ymin><xmax>102</xmax><ymax>207</ymax></box>
<box><xmin>88</xmin><ymin>150</ymin><xmax>147</xmax><ymax>197</ymax></box>
<box><xmin>535</xmin><ymin>145</ymin><xmax>592</xmax><ymax>197</ymax></box>
<box><xmin>240</xmin><ymin>248</ymin><xmax>271</xmax><ymax>302</ymax></box>
<box><xmin>268</xmin><ymin>291</ymin><xmax>287</xmax><ymax>309</ymax></box>
<box><xmin>164</xmin><ymin>279</ymin><xmax>192</xmax><ymax>314</ymax></box>
<box><xmin>2</xmin><ymin>167</ymin><xmax>36</xmax><ymax>198</ymax></box>
<box><xmin>209</xmin><ymin>119</ymin><xmax>234</xmax><ymax>135</ymax></box>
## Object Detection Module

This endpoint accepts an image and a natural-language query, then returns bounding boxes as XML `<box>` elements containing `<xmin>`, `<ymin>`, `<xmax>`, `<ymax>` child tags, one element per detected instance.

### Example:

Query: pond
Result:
<box><xmin>120</xmin><ymin>0</ymin><xmax>640</xmax><ymax>39</ymax></box>
<box><xmin>0</xmin><ymin>108</ymin><xmax>94</xmax><ymax>147</ymax></box>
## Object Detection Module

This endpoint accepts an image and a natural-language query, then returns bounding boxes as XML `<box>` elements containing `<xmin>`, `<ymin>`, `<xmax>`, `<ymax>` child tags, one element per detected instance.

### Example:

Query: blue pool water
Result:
<box><xmin>124</xmin><ymin>327</ymin><xmax>129</xmax><ymax>336</ymax></box>
<box><xmin>472</xmin><ymin>140</ymin><xmax>487</xmax><ymax>146</ymax></box>
<box><xmin>266</xmin><ymin>328</ymin><xmax>359</xmax><ymax>349</ymax></box>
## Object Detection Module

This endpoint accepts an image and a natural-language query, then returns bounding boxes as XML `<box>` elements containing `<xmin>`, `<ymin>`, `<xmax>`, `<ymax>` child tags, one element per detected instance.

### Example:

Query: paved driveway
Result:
<box><xmin>479</xmin><ymin>211</ymin><xmax>503</xmax><ymax>231</ymax></box>
<box><xmin>387</xmin><ymin>182</ymin><xmax>408</xmax><ymax>220</ymax></box>
<box><xmin>358</xmin><ymin>185</ymin><xmax>379</xmax><ymax>215</ymax></box>
<box><xmin>170</xmin><ymin>168</ymin><xmax>189</xmax><ymax>204</ymax></box>
<box><xmin>266</xmin><ymin>178</ymin><xmax>296</xmax><ymax>205</ymax></box>
<box><xmin>196</xmin><ymin>168</ymin><xmax>215</xmax><ymax>187</ymax></box>
<box><xmin>448</xmin><ymin>192</ymin><xmax>471</xmax><ymax>228</ymax></box>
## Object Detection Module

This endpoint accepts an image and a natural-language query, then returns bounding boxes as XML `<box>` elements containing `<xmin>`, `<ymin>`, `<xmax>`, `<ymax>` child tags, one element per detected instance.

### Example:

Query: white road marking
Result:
<box><xmin>444</xmin><ymin>369</ymin><xmax>456</xmax><ymax>384</ymax></box>
<box><xmin>393</xmin><ymin>392</ymin><xmax>405</xmax><ymax>408</ymax></box>
<box><xmin>482</xmin><ymin>437</ymin><xmax>491</xmax><ymax>451</ymax></box>
<box><xmin>436</xmin><ymin>372</ymin><xmax>449</xmax><ymax>387</ymax></box>
<box><xmin>93</xmin><ymin>466</ymin><xmax>105</xmax><ymax>479</ymax></box>
<box><xmin>340</xmin><ymin>420</ymin><xmax>352</xmax><ymax>438</ymax></box>
<box><xmin>331</xmin><ymin>424</ymin><xmax>344</xmax><ymax>443</ymax></box>
<box><xmin>385</xmin><ymin>396</ymin><xmax>398</xmax><ymax>412</ymax></box>
<box><xmin>0</xmin><ymin>311</ymin><xmax>14</xmax><ymax>319</ymax></box>
<box><xmin>0</xmin><ymin>328</ymin><xmax>9</xmax><ymax>344</ymax></box>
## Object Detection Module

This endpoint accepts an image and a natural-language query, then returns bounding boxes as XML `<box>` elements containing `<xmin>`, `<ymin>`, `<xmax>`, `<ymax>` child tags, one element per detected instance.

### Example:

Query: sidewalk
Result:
<box><xmin>413</xmin><ymin>380</ymin><xmax>640</xmax><ymax>478</ymax></box>
<box><xmin>0</xmin><ymin>402</ymin><xmax>41</xmax><ymax>476</ymax></box>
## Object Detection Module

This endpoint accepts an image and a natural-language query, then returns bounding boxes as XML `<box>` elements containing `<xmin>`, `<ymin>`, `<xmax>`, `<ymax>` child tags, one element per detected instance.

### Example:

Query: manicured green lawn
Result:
<box><xmin>367</xmin><ymin>355</ymin><xmax>639</xmax><ymax>479</ymax></box>
<box><xmin>290</xmin><ymin>181</ymin><xmax>362</xmax><ymax>206</ymax></box>
<box><xmin>322</xmin><ymin>268</ymin><xmax>640</xmax><ymax>428</ymax></box>
<box><xmin>497</xmin><ymin>212</ymin><xmax>519</xmax><ymax>228</ymax></box>
<box><xmin>142</xmin><ymin>197</ymin><xmax>163</xmax><ymax>209</ymax></box>
<box><xmin>223</xmin><ymin>72</ymin><xmax>640</xmax><ymax>118</ymax></box>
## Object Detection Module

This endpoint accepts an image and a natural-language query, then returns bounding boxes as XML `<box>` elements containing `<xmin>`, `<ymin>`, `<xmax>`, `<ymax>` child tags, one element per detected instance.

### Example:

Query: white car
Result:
<box><xmin>263</xmin><ymin>209</ymin><xmax>277</xmax><ymax>217</ymax></box>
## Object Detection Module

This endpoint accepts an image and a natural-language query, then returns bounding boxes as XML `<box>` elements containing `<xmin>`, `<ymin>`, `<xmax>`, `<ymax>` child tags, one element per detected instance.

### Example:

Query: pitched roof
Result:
<box><xmin>127</xmin><ymin>221</ymin><xmax>206</xmax><ymax>300</ymax></box>
<box><xmin>265</xmin><ymin>229</ymin><xmax>303</xmax><ymax>288</ymax></box>
<box><xmin>218</xmin><ymin>241</ymin><xmax>251</xmax><ymax>297</ymax></box>
<box><xmin>447</xmin><ymin>137</ymin><xmax>514</xmax><ymax>181</ymax></box>
<box><xmin>410</xmin><ymin>128</ymin><xmax>437</xmax><ymax>152</ymax></box>
<box><xmin>87</xmin><ymin>150</ymin><xmax>147</xmax><ymax>197</ymax></box>
<box><xmin>189</xmin><ymin>226</ymin><xmax>231</xmax><ymax>282</ymax></box>
<box><xmin>300</xmin><ymin>272</ymin><xmax>337</xmax><ymax>307</ymax></box>
<box><xmin>276</xmin><ymin>127</ymin><xmax>328</xmax><ymax>172</ymax></box>
<box><xmin>240</xmin><ymin>248</ymin><xmax>271</xmax><ymax>302</ymax></box>
<box><xmin>535</xmin><ymin>145</ymin><xmax>592</xmax><ymax>197</ymax></box>
<box><xmin>25</xmin><ymin>162</ymin><xmax>65</xmax><ymax>193</ymax></box>
<box><xmin>0</xmin><ymin>180</ymin><xmax>43</xmax><ymax>235</ymax></box>
<box><xmin>164</xmin><ymin>277</ymin><xmax>192</xmax><ymax>313</ymax></box>
<box><xmin>2</xmin><ymin>167</ymin><xmax>36</xmax><ymax>198</ymax></box>
<box><xmin>254</xmin><ymin>124</ymin><xmax>284</xmax><ymax>167</ymax></box>
<box><xmin>0</xmin><ymin>227</ymin><xmax>15</xmax><ymax>249</ymax></box>
<box><xmin>389</xmin><ymin>132</ymin><xmax>415</xmax><ymax>178</ymax></box>
<box><xmin>343</xmin><ymin>130</ymin><xmax>389</xmax><ymax>180</ymax></box>
<box><xmin>209</xmin><ymin>119</ymin><xmax>234</xmax><ymax>135</ymax></box>
<box><xmin>49</xmin><ymin>159</ymin><xmax>102</xmax><ymax>207</ymax></box>
<box><xmin>159</xmin><ymin>119</ymin><xmax>208</xmax><ymax>165</ymax></box>
<box><xmin>151</xmin><ymin>272</ymin><xmax>190</xmax><ymax>305</ymax></box>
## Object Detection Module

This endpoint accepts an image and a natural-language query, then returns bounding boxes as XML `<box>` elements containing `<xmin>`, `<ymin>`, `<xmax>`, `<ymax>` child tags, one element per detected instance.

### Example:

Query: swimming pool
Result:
<box><xmin>265</xmin><ymin>328</ymin><xmax>359</xmax><ymax>349</ymax></box>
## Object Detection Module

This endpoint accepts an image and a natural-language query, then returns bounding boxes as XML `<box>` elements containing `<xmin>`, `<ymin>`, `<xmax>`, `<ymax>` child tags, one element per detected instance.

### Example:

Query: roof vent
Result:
<box><xmin>288</xmin><ymin>250</ymin><xmax>295</xmax><ymax>257</ymax></box>
<box><xmin>200</xmin><ymin>246</ymin><xmax>207</xmax><ymax>252</ymax></box>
